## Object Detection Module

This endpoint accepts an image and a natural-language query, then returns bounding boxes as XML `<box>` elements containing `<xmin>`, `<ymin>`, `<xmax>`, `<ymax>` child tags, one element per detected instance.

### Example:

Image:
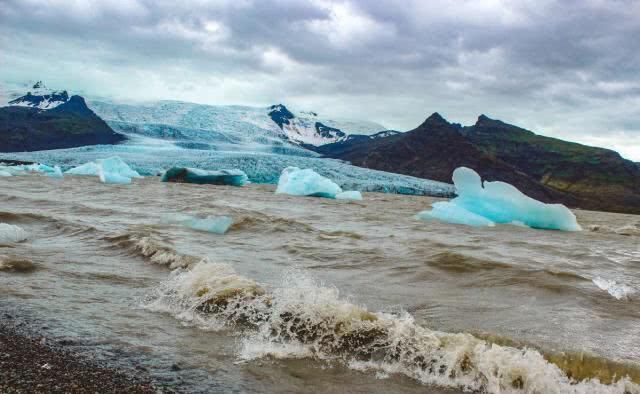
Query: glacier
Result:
<box><xmin>417</xmin><ymin>167</ymin><xmax>581</xmax><ymax>231</ymax></box>
<box><xmin>276</xmin><ymin>167</ymin><xmax>343</xmax><ymax>198</ymax></box>
<box><xmin>161</xmin><ymin>167</ymin><xmax>248</xmax><ymax>186</ymax></box>
<box><xmin>1</xmin><ymin>91</ymin><xmax>454</xmax><ymax>197</ymax></box>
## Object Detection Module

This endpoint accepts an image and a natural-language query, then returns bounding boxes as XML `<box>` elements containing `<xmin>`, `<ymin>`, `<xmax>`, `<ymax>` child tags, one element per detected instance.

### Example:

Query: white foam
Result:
<box><xmin>592</xmin><ymin>276</ymin><xmax>634</xmax><ymax>300</ymax></box>
<box><xmin>144</xmin><ymin>262</ymin><xmax>640</xmax><ymax>393</ymax></box>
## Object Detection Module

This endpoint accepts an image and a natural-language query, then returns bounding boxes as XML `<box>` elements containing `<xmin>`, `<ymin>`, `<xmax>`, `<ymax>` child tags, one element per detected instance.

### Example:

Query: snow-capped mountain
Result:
<box><xmin>7</xmin><ymin>81</ymin><xmax>70</xmax><ymax>110</ymax></box>
<box><xmin>267</xmin><ymin>104</ymin><xmax>385</xmax><ymax>146</ymax></box>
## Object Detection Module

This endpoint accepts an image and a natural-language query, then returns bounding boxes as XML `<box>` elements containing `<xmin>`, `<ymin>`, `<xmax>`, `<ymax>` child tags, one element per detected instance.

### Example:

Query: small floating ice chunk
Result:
<box><xmin>163</xmin><ymin>214</ymin><xmax>234</xmax><ymax>234</ymax></box>
<box><xmin>276</xmin><ymin>167</ymin><xmax>343</xmax><ymax>198</ymax></box>
<box><xmin>336</xmin><ymin>191</ymin><xmax>363</xmax><ymax>201</ymax></box>
<box><xmin>0</xmin><ymin>223</ymin><xmax>28</xmax><ymax>243</ymax></box>
<box><xmin>47</xmin><ymin>166</ymin><xmax>64</xmax><ymax>179</ymax></box>
<box><xmin>99</xmin><ymin>168</ymin><xmax>132</xmax><ymax>184</ymax></box>
<box><xmin>417</xmin><ymin>201</ymin><xmax>495</xmax><ymax>227</ymax></box>
<box><xmin>161</xmin><ymin>167</ymin><xmax>248</xmax><ymax>186</ymax></box>
<box><xmin>0</xmin><ymin>170</ymin><xmax>11</xmax><ymax>177</ymax></box>
<box><xmin>98</xmin><ymin>157</ymin><xmax>141</xmax><ymax>179</ymax></box>
<box><xmin>417</xmin><ymin>167</ymin><xmax>581</xmax><ymax>231</ymax></box>
<box><xmin>592</xmin><ymin>276</ymin><xmax>633</xmax><ymax>300</ymax></box>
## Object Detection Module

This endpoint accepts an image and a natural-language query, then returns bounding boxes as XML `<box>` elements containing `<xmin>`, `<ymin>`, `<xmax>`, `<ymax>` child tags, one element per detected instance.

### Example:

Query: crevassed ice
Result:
<box><xmin>418</xmin><ymin>167</ymin><xmax>581</xmax><ymax>231</ymax></box>
<box><xmin>3</xmin><ymin>143</ymin><xmax>453</xmax><ymax>197</ymax></box>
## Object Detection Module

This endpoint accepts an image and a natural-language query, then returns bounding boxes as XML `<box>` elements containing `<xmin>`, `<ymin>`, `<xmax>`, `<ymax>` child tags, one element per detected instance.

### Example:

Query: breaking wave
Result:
<box><xmin>144</xmin><ymin>260</ymin><xmax>640</xmax><ymax>393</ymax></box>
<box><xmin>102</xmin><ymin>227</ymin><xmax>200</xmax><ymax>269</ymax></box>
<box><xmin>592</xmin><ymin>277</ymin><xmax>635</xmax><ymax>300</ymax></box>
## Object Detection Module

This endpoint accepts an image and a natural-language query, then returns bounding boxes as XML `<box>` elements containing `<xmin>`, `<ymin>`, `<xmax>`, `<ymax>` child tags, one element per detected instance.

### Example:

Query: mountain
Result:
<box><xmin>318</xmin><ymin>113</ymin><xmax>640</xmax><ymax>214</ymax></box>
<box><xmin>0</xmin><ymin>95</ymin><xmax>125</xmax><ymax>152</ymax></box>
<box><xmin>7</xmin><ymin>81</ymin><xmax>70</xmax><ymax>110</ymax></box>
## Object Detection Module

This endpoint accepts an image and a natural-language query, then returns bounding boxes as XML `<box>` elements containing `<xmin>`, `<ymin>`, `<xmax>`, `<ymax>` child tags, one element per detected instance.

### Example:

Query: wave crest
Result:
<box><xmin>144</xmin><ymin>261</ymin><xmax>640</xmax><ymax>393</ymax></box>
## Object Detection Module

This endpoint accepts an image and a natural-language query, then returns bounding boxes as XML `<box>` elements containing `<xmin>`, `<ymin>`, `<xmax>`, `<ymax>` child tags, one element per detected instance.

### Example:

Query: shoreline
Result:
<box><xmin>0</xmin><ymin>317</ymin><xmax>155</xmax><ymax>394</ymax></box>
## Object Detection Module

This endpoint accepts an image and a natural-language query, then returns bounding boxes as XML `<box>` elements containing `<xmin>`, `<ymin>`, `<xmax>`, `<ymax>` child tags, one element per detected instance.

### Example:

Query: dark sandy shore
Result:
<box><xmin>0</xmin><ymin>320</ymin><xmax>155</xmax><ymax>394</ymax></box>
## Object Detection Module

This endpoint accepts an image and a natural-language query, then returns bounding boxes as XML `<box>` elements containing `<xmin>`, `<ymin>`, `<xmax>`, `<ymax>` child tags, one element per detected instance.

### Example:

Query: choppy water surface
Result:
<box><xmin>1</xmin><ymin>174</ymin><xmax>639</xmax><ymax>393</ymax></box>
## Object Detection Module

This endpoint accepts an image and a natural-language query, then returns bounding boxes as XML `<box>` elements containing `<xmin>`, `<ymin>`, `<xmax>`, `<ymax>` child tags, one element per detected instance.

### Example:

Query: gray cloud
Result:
<box><xmin>1</xmin><ymin>0</ymin><xmax>639</xmax><ymax>159</ymax></box>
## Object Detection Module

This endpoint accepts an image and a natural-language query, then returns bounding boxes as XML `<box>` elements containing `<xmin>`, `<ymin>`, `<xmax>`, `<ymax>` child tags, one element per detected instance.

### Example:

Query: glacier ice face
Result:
<box><xmin>0</xmin><ymin>223</ymin><xmax>28</xmax><ymax>243</ymax></box>
<box><xmin>276</xmin><ymin>167</ymin><xmax>343</xmax><ymax>198</ymax></box>
<box><xmin>161</xmin><ymin>167</ymin><xmax>248</xmax><ymax>186</ymax></box>
<box><xmin>418</xmin><ymin>167</ymin><xmax>581</xmax><ymax>231</ymax></box>
<box><xmin>335</xmin><ymin>191</ymin><xmax>363</xmax><ymax>201</ymax></box>
<box><xmin>417</xmin><ymin>201</ymin><xmax>495</xmax><ymax>227</ymax></box>
<box><xmin>162</xmin><ymin>214</ymin><xmax>233</xmax><ymax>235</ymax></box>
<box><xmin>3</xmin><ymin>144</ymin><xmax>454</xmax><ymax>197</ymax></box>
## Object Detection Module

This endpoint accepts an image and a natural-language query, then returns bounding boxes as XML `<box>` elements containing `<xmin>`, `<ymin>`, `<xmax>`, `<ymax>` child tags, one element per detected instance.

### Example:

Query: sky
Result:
<box><xmin>1</xmin><ymin>0</ymin><xmax>640</xmax><ymax>160</ymax></box>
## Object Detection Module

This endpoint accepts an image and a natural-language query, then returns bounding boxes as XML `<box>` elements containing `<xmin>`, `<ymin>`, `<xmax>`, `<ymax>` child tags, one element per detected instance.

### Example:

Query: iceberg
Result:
<box><xmin>0</xmin><ymin>223</ymin><xmax>28</xmax><ymax>243</ymax></box>
<box><xmin>47</xmin><ymin>166</ymin><xmax>64</xmax><ymax>179</ymax></box>
<box><xmin>417</xmin><ymin>201</ymin><xmax>495</xmax><ymax>227</ymax></box>
<box><xmin>0</xmin><ymin>170</ymin><xmax>11</xmax><ymax>177</ymax></box>
<box><xmin>335</xmin><ymin>191</ymin><xmax>363</xmax><ymax>201</ymax></box>
<box><xmin>417</xmin><ymin>167</ymin><xmax>581</xmax><ymax>231</ymax></box>
<box><xmin>161</xmin><ymin>167</ymin><xmax>248</xmax><ymax>186</ymax></box>
<box><xmin>276</xmin><ymin>167</ymin><xmax>343</xmax><ymax>198</ymax></box>
<box><xmin>162</xmin><ymin>214</ymin><xmax>234</xmax><ymax>234</ymax></box>
<box><xmin>66</xmin><ymin>156</ymin><xmax>141</xmax><ymax>184</ymax></box>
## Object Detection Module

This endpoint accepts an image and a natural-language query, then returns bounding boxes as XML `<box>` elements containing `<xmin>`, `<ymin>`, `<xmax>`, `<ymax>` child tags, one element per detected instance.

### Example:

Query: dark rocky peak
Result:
<box><xmin>472</xmin><ymin>114</ymin><xmax>533</xmax><ymax>135</ymax></box>
<box><xmin>33</xmin><ymin>81</ymin><xmax>46</xmax><ymax>89</ymax></box>
<box><xmin>413</xmin><ymin>112</ymin><xmax>461</xmax><ymax>134</ymax></box>
<box><xmin>268</xmin><ymin>104</ymin><xmax>295</xmax><ymax>129</ymax></box>
<box><xmin>48</xmin><ymin>95</ymin><xmax>93</xmax><ymax>117</ymax></box>
<box><xmin>314</xmin><ymin>122</ymin><xmax>346</xmax><ymax>139</ymax></box>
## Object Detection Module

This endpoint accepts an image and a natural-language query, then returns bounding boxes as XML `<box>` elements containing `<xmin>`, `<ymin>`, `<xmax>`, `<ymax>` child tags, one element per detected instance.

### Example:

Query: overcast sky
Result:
<box><xmin>1</xmin><ymin>0</ymin><xmax>640</xmax><ymax>160</ymax></box>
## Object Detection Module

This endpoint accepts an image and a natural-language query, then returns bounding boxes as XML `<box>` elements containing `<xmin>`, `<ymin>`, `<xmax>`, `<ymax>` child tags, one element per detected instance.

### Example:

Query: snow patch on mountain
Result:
<box><xmin>6</xmin><ymin>81</ymin><xmax>70</xmax><ymax>110</ymax></box>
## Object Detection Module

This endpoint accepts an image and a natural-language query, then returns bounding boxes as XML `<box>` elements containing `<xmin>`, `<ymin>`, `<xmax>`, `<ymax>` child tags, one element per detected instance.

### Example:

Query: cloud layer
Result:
<box><xmin>1</xmin><ymin>0</ymin><xmax>639</xmax><ymax>159</ymax></box>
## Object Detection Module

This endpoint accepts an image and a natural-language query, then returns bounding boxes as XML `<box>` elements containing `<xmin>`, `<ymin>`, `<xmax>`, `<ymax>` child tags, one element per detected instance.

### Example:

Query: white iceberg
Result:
<box><xmin>276</xmin><ymin>167</ymin><xmax>343</xmax><ymax>198</ymax></box>
<box><xmin>335</xmin><ymin>191</ymin><xmax>363</xmax><ymax>201</ymax></box>
<box><xmin>66</xmin><ymin>156</ymin><xmax>141</xmax><ymax>184</ymax></box>
<box><xmin>0</xmin><ymin>223</ymin><xmax>28</xmax><ymax>243</ymax></box>
<box><xmin>0</xmin><ymin>170</ymin><xmax>12</xmax><ymax>177</ymax></box>
<box><xmin>417</xmin><ymin>167</ymin><xmax>581</xmax><ymax>231</ymax></box>
<box><xmin>162</xmin><ymin>214</ymin><xmax>233</xmax><ymax>234</ymax></box>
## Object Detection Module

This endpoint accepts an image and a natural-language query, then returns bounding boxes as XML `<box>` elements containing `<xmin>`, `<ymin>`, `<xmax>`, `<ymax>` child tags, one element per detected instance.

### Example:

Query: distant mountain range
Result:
<box><xmin>317</xmin><ymin>113</ymin><xmax>640</xmax><ymax>214</ymax></box>
<box><xmin>2</xmin><ymin>81</ymin><xmax>639</xmax><ymax>214</ymax></box>
<box><xmin>0</xmin><ymin>83</ymin><xmax>124</xmax><ymax>152</ymax></box>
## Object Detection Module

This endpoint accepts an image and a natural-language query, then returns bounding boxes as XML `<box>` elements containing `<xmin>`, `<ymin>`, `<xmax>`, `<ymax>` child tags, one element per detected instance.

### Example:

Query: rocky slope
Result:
<box><xmin>0</xmin><ymin>95</ymin><xmax>125</xmax><ymax>152</ymax></box>
<box><xmin>318</xmin><ymin>113</ymin><xmax>640</xmax><ymax>214</ymax></box>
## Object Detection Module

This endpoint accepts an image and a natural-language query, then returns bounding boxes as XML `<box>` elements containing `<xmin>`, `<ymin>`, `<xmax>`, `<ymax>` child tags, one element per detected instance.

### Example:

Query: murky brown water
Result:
<box><xmin>1</xmin><ymin>174</ymin><xmax>639</xmax><ymax>393</ymax></box>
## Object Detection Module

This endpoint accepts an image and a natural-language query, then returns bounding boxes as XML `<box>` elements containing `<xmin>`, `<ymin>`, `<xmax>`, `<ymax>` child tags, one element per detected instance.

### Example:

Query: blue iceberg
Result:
<box><xmin>161</xmin><ymin>167</ymin><xmax>248</xmax><ymax>186</ymax></box>
<box><xmin>162</xmin><ymin>214</ymin><xmax>233</xmax><ymax>234</ymax></box>
<box><xmin>276</xmin><ymin>167</ymin><xmax>343</xmax><ymax>198</ymax></box>
<box><xmin>47</xmin><ymin>166</ymin><xmax>64</xmax><ymax>179</ymax></box>
<box><xmin>418</xmin><ymin>167</ymin><xmax>581</xmax><ymax>231</ymax></box>
<box><xmin>336</xmin><ymin>191</ymin><xmax>363</xmax><ymax>201</ymax></box>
